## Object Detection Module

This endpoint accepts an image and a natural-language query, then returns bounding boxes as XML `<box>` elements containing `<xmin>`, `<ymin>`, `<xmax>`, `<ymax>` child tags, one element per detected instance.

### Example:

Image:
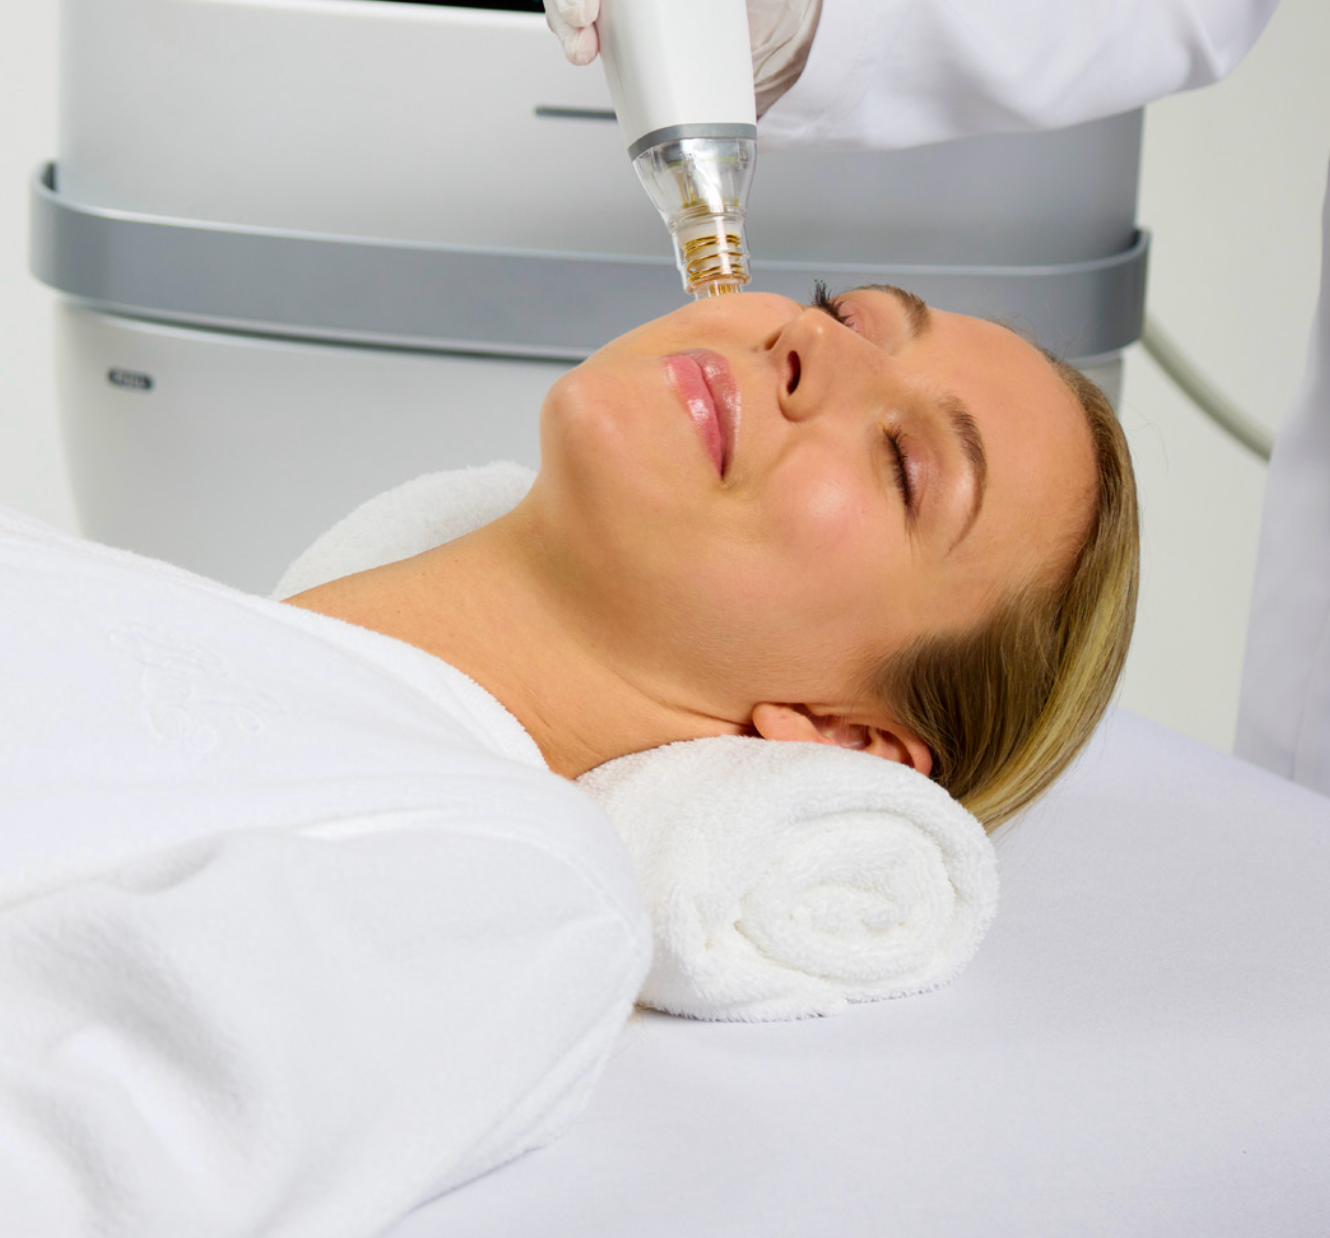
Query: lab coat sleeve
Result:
<box><xmin>1235</xmin><ymin>159</ymin><xmax>1330</xmax><ymax>793</ymax></box>
<box><xmin>759</xmin><ymin>0</ymin><xmax>1280</xmax><ymax>150</ymax></box>
<box><xmin>0</xmin><ymin>811</ymin><xmax>651</xmax><ymax>1238</ymax></box>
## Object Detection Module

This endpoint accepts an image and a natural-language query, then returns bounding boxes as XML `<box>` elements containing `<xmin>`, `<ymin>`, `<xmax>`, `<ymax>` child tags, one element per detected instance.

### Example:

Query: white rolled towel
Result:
<box><xmin>578</xmin><ymin>736</ymin><xmax>997</xmax><ymax>1021</ymax></box>
<box><xmin>275</xmin><ymin>464</ymin><xmax>999</xmax><ymax>1021</ymax></box>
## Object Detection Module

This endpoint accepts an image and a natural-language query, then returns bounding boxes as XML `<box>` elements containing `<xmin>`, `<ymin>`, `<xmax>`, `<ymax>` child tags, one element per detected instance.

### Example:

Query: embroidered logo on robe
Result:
<box><xmin>108</xmin><ymin>622</ymin><xmax>287</xmax><ymax>754</ymax></box>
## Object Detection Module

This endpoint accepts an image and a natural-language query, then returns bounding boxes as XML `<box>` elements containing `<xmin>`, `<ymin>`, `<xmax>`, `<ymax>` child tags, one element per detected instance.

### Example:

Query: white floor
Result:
<box><xmin>1</xmin><ymin>0</ymin><xmax>1327</xmax><ymax>756</ymax></box>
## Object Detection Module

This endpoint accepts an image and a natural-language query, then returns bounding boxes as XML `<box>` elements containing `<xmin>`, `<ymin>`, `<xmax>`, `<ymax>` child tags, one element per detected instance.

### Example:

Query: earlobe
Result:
<box><xmin>749</xmin><ymin>703</ymin><xmax>934</xmax><ymax>777</ymax></box>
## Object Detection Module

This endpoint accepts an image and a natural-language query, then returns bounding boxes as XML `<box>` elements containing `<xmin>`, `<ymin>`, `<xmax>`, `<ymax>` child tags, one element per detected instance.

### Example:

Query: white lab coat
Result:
<box><xmin>762</xmin><ymin>0</ymin><xmax>1330</xmax><ymax>792</ymax></box>
<box><xmin>1235</xmin><ymin>169</ymin><xmax>1330</xmax><ymax>789</ymax></box>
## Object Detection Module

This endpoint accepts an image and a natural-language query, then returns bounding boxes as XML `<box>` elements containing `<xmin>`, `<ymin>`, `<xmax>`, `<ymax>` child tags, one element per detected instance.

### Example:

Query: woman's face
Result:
<box><xmin>530</xmin><ymin>288</ymin><xmax>1096</xmax><ymax>725</ymax></box>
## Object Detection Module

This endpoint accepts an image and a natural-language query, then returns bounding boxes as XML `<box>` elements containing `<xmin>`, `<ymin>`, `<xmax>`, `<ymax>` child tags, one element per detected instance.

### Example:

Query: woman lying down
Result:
<box><xmin>0</xmin><ymin>286</ymin><xmax>1137</xmax><ymax>1237</ymax></box>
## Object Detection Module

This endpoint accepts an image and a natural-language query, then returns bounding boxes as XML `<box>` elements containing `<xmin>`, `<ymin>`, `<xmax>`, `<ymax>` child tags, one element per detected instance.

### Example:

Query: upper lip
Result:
<box><xmin>681</xmin><ymin>349</ymin><xmax>739</xmax><ymax>477</ymax></box>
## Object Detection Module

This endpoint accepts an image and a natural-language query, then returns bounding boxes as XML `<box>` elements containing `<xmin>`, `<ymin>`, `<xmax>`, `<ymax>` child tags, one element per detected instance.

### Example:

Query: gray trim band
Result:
<box><xmin>534</xmin><ymin>105</ymin><xmax>618</xmax><ymax>122</ymax></box>
<box><xmin>30</xmin><ymin>163</ymin><xmax>1149</xmax><ymax>362</ymax></box>
<box><xmin>626</xmin><ymin>123</ymin><xmax>759</xmax><ymax>161</ymax></box>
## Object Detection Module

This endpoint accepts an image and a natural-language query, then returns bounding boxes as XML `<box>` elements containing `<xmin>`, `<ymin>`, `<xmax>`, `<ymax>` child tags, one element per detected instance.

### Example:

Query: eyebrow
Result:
<box><xmin>939</xmin><ymin>395</ymin><xmax>988</xmax><ymax>548</ymax></box>
<box><xmin>852</xmin><ymin>284</ymin><xmax>988</xmax><ymax>547</ymax></box>
<box><xmin>858</xmin><ymin>283</ymin><xmax>932</xmax><ymax>338</ymax></box>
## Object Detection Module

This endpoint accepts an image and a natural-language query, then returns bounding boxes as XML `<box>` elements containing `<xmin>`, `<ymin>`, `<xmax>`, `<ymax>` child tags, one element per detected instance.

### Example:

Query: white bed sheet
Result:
<box><xmin>386</xmin><ymin>707</ymin><xmax>1330</xmax><ymax>1238</ymax></box>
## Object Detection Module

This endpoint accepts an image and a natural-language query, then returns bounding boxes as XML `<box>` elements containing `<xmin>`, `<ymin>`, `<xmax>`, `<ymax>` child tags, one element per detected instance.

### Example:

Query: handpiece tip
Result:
<box><xmin>690</xmin><ymin>279</ymin><xmax>745</xmax><ymax>299</ymax></box>
<box><xmin>631</xmin><ymin>135</ymin><xmax>756</xmax><ymax>303</ymax></box>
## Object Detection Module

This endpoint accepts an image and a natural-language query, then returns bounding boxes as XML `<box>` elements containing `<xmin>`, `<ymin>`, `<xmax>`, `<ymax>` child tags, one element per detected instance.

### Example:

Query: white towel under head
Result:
<box><xmin>579</xmin><ymin>735</ymin><xmax>997</xmax><ymax>1020</ymax></box>
<box><xmin>276</xmin><ymin>463</ymin><xmax>1000</xmax><ymax>1021</ymax></box>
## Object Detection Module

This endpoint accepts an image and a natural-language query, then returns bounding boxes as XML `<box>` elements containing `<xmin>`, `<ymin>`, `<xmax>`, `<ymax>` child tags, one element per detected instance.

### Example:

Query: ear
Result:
<box><xmin>749</xmin><ymin>703</ymin><xmax>934</xmax><ymax>777</ymax></box>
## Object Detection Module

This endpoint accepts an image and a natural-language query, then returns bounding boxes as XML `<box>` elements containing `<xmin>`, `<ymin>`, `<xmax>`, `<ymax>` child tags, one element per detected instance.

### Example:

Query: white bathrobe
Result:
<box><xmin>0</xmin><ymin>503</ymin><xmax>651</xmax><ymax>1238</ymax></box>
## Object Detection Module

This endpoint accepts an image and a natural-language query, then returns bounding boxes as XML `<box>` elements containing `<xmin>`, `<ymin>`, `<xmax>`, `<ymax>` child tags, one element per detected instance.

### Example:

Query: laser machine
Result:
<box><xmin>31</xmin><ymin>0</ymin><xmax>1148</xmax><ymax>593</ymax></box>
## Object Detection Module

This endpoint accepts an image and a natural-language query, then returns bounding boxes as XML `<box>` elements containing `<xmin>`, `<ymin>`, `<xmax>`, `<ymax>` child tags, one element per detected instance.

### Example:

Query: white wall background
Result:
<box><xmin>1</xmin><ymin>2</ymin><xmax>71</xmax><ymax>529</ymax></box>
<box><xmin>1</xmin><ymin>0</ymin><xmax>1327</xmax><ymax>754</ymax></box>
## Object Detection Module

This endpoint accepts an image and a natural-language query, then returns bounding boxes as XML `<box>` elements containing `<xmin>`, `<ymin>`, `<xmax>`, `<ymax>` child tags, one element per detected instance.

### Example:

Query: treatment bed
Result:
<box><xmin>386</xmin><ymin>706</ymin><xmax>1330</xmax><ymax>1238</ymax></box>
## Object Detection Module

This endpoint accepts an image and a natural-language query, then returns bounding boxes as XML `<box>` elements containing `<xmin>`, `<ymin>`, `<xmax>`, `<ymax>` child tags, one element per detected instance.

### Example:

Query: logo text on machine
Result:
<box><xmin>108</xmin><ymin>369</ymin><xmax>155</xmax><ymax>392</ymax></box>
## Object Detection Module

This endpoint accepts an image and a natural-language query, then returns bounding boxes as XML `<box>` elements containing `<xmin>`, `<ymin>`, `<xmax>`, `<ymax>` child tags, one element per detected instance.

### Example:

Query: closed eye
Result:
<box><xmin>885</xmin><ymin>428</ymin><xmax>915</xmax><ymax>515</ymax></box>
<box><xmin>813</xmin><ymin>282</ymin><xmax>912</xmax><ymax>512</ymax></box>
<box><xmin>811</xmin><ymin>280</ymin><xmax>856</xmax><ymax>332</ymax></box>
<box><xmin>809</xmin><ymin>281</ymin><xmax>922</xmax><ymax>517</ymax></box>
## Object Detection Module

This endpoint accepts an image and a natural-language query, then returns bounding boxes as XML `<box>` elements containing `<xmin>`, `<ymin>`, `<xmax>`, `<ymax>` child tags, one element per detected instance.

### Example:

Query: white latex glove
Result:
<box><xmin>542</xmin><ymin>0</ymin><xmax>822</xmax><ymax>115</ymax></box>
<box><xmin>543</xmin><ymin>0</ymin><xmax>601</xmax><ymax>67</ymax></box>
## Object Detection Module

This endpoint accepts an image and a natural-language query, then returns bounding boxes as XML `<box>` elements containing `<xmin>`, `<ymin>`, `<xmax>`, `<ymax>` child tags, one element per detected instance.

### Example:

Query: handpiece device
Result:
<box><xmin>596</xmin><ymin>0</ymin><xmax>756</xmax><ymax>298</ymax></box>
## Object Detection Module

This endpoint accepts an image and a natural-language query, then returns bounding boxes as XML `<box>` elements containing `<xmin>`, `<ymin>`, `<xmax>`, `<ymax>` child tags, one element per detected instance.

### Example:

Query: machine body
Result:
<box><xmin>597</xmin><ymin>0</ymin><xmax>757</xmax><ymax>297</ymax></box>
<box><xmin>31</xmin><ymin>0</ymin><xmax>1147</xmax><ymax>594</ymax></box>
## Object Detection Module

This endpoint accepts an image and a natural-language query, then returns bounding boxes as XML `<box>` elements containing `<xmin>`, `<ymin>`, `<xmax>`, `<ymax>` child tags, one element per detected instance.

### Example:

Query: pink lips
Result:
<box><xmin>663</xmin><ymin>350</ymin><xmax>740</xmax><ymax>477</ymax></box>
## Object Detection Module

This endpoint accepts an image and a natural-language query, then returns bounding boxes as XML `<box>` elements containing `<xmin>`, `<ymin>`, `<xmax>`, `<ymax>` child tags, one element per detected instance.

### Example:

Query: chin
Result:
<box><xmin>537</xmin><ymin>363</ymin><xmax>733</xmax><ymax>627</ymax></box>
<box><xmin>542</xmin><ymin>359</ymin><xmax>704</xmax><ymax>510</ymax></box>
<box><xmin>535</xmin><ymin>367</ymin><xmax>654</xmax><ymax>567</ymax></box>
<box><xmin>540</xmin><ymin>367</ymin><xmax>632</xmax><ymax>495</ymax></box>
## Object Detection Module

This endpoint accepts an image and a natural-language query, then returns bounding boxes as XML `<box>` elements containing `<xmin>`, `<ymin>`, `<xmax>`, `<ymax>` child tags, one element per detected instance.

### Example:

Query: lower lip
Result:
<box><xmin>663</xmin><ymin>353</ymin><xmax>731</xmax><ymax>477</ymax></box>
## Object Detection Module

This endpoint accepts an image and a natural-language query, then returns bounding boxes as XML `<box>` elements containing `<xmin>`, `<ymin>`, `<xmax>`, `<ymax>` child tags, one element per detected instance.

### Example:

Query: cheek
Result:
<box><xmin>739</xmin><ymin>457</ymin><xmax>901</xmax><ymax>648</ymax></box>
<box><xmin>767</xmin><ymin>457</ymin><xmax>883</xmax><ymax>566</ymax></box>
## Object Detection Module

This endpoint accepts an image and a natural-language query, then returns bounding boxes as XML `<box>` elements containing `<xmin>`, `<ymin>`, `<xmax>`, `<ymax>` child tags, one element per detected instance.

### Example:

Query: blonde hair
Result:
<box><xmin>869</xmin><ymin>358</ymin><xmax>1139</xmax><ymax>830</ymax></box>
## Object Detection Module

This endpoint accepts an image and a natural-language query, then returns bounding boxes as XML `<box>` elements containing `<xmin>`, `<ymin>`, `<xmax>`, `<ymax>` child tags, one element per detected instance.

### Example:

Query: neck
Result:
<box><xmin>282</xmin><ymin>499</ymin><xmax>742</xmax><ymax>778</ymax></box>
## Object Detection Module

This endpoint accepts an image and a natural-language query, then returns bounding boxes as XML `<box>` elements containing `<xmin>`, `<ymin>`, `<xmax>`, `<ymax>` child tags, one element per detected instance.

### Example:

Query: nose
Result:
<box><xmin>771</xmin><ymin>305</ymin><xmax>864</xmax><ymax>424</ymax></box>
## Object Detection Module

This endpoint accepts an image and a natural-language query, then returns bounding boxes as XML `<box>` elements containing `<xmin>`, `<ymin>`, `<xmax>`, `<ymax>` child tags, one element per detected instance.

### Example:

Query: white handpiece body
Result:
<box><xmin>596</xmin><ymin>0</ymin><xmax>757</xmax><ymax>297</ymax></box>
<box><xmin>597</xmin><ymin>0</ymin><xmax>755</xmax><ymax>147</ymax></box>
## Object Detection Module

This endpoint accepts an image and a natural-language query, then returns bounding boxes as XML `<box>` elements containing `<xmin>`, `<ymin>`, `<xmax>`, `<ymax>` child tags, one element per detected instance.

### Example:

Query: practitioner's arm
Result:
<box><xmin>759</xmin><ymin>0</ymin><xmax>1280</xmax><ymax>149</ymax></box>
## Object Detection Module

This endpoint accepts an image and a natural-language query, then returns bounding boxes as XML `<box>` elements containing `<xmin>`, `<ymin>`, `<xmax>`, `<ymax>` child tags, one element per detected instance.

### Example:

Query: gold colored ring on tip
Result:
<box><xmin>691</xmin><ymin>280</ymin><xmax>745</xmax><ymax>299</ymax></box>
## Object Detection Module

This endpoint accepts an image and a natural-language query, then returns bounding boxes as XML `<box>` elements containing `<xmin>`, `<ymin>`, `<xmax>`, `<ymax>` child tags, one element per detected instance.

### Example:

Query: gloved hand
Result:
<box><xmin>542</xmin><ymin>0</ymin><xmax>822</xmax><ymax>115</ymax></box>
<box><xmin>543</xmin><ymin>0</ymin><xmax>600</xmax><ymax>66</ymax></box>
